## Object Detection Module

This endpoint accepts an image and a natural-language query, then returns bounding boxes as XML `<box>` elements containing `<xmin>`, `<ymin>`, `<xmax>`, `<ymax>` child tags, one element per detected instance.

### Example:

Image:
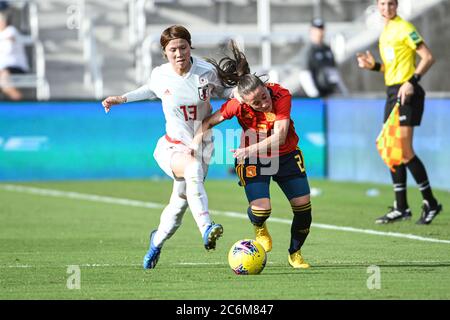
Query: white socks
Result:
<box><xmin>184</xmin><ymin>160</ymin><xmax>212</xmax><ymax>235</ymax></box>
<box><xmin>152</xmin><ymin>160</ymin><xmax>212</xmax><ymax>248</ymax></box>
<box><xmin>152</xmin><ymin>181</ymin><xmax>188</xmax><ymax>248</ymax></box>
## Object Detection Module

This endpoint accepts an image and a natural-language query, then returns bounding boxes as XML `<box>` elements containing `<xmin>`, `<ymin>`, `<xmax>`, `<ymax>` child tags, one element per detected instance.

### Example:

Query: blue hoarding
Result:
<box><xmin>0</xmin><ymin>99</ymin><xmax>325</xmax><ymax>181</ymax></box>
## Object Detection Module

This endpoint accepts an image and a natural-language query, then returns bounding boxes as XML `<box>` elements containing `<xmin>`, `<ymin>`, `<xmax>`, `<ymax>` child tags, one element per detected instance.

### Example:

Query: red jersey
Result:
<box><xmin>220</xmin><ymin>83</ymin><xmax>299</xmax><ymax>157</ymax></box>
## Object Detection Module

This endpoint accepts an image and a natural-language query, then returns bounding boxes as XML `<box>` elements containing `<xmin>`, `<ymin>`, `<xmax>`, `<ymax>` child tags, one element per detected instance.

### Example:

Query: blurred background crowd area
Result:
<box><xmin>0</xmin><ymin>0</ymin><xmax>449</xmax><ymax>101</ymax></box>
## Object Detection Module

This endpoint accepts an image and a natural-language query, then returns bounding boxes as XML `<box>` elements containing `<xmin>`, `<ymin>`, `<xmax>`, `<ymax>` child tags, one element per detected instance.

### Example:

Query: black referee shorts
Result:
<box><xmin>384</xmin><ymin>83</ymin><xmax>425</xmax><ymax>126</ymax></box>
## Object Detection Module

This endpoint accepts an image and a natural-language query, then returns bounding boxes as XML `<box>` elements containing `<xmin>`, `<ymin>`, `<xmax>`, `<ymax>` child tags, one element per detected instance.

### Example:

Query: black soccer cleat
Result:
<box><xmin>375</xmin><ymin>204</ymin><xmax>412</xmax><ymax>224</ymax></box>
<box><xmin>416</xmin><ymin>200</ymin><xmax>443</xmax><ymax>225</ymax></box>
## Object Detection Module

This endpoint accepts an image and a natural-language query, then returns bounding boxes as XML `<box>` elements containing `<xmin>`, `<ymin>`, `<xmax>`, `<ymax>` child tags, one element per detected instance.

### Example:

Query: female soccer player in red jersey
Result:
<box><xmin>192</xmin><ymin>41</ymin><xmax>312</xmax><ymax>269</ymax></box>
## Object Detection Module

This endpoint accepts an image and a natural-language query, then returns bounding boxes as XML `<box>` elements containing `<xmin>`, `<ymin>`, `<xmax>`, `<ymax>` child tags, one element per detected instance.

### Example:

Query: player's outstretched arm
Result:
<box><xmin>191</xmin><ymin>110</ymin><xmax>226</xmax><ymax>154</ymax></box>
<box><xmin>232</xmin><ymin>118</ymin><xmax>290</xmax><ymax>161</ymax></box>
<box><xmin>102</xmin><ymin>96</ymin><xmax>127</xmax><ymax>113</ymax></box>
<box><xmin>102</xmin><ymin>85</ymin><xmax>157</xmax><ymax>114</ymax></box>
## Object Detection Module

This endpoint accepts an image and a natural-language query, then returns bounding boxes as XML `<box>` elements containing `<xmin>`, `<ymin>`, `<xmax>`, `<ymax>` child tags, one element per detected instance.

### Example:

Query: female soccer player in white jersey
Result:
<box><xmin>102</xmin><ymin>25</ymin><xmax>230</xmax><ymax>269</ymax></box>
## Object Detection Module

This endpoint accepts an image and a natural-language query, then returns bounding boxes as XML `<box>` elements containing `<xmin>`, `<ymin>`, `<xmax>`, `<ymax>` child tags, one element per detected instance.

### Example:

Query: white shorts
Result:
<box><xmin>153</xmin><ymin>135</ymin><xmax>213</xmax><ymax>180</ymax></box>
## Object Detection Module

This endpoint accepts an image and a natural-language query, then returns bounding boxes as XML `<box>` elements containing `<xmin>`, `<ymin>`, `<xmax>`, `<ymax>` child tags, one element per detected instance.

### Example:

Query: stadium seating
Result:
<box><xmin>0</xmin><ymin>0</ymin><xmax>49</xmax><ymax>100</ymax></box>
<box><xmin>3</xmin><ymin>0</ymin><xmax>448</xmax><ymax>99</ymax></box>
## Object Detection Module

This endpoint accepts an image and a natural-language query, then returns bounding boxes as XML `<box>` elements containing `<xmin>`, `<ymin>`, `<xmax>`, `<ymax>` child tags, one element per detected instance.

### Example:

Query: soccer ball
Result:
<box><xmin>228</xmin><ymin>239</ymin><xmax>267</xmax><ymax>275</ymax></box>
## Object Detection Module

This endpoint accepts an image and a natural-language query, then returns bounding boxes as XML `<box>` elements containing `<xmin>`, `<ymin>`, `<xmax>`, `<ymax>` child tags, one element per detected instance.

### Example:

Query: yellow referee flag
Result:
<box><xmin>376</xmin><ymin>100</ymin><xmax>403</xmax><ymax>172</ymax></box>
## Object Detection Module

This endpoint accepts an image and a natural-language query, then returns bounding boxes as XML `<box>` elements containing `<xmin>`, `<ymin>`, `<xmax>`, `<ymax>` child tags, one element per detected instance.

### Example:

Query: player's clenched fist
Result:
<box><xmin>102</xmin><ymin>96</ymin><xmax>127</xmax><ymax>113</ymax></box>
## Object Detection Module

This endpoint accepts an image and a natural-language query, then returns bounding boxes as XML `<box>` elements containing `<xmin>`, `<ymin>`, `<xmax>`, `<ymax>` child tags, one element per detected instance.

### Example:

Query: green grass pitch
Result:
<box><xmin>0</xmin><ymin>179</ymin><xmax>449</xmax><ymax>299</ymax></box>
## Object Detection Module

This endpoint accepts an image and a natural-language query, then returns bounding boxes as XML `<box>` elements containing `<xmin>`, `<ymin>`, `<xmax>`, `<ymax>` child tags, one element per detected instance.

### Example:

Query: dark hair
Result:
<box><xmin>377</xmin><ymin>0</ymin><xmax>398</xmax><ymax>4</ymax></box>
<box><xmin>207</xmin><ymin>40</ymin><xmax>265</xmax><ymax>98</ymax></box>
<box><xmin>160</xmin><ymin>25</ymin><xmax>193</xmax><ymax>50</ymax></box>
<box><xmin>311</xmin><ymin>18</ymin><xmax>325</xmax><ymax>29</ymax></box>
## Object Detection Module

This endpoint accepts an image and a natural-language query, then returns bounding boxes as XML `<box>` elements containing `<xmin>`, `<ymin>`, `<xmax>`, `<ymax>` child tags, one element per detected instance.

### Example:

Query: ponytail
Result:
<box><xmin>207</xmin><ymin>40</ymin><xmax>265</xmax><ymax>97</ymax></box>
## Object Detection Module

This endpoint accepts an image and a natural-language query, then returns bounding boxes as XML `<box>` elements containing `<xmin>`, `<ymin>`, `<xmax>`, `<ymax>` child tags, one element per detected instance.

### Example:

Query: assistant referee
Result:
<box><xmin>357</xmin><ymin>0</ymin><xmax>442</xmax><ymax>225</ymax></box>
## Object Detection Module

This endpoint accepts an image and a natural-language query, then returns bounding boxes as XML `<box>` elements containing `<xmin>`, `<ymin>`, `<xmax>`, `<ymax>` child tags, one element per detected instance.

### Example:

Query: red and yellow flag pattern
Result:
<box><xmin>376</xmin><ymin>101</ymin><xmax>403</xmax><ymax>172</ymax></box>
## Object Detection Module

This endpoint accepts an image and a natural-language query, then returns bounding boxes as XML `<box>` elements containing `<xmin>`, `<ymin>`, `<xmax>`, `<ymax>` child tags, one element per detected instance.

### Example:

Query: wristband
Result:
<box><xmin>371</xmin><ymin>62</ymin><xmax>381</xmax><ymax>72</ymax></box>
<box><xmin>408</xmin><ymin>73</ymin><xmax>421</xmax><ymax>86</ymax></box>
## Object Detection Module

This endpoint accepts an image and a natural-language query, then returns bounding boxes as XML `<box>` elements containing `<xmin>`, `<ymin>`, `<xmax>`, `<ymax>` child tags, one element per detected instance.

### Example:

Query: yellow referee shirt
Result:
<box><xmin>379</xmin><ymin>16</ymin><xmax>423</xmax><ymax>86</ymax></box>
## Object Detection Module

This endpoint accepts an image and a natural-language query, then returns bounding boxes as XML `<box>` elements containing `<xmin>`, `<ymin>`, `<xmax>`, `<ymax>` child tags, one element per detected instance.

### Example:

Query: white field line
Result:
<box><xmin>1</xmin><ymin>184</ymin><xmax>450</xmax><ymax>245</ymax></box>
<box><xmin>0</xmin><ymin>184</ymin><xmax>164</xmax><ymax>209</ymax></box>
<box><xmin>0</xmin><ymin>263</ymin><xmax>219</xmax><ymax>268</ymax></box>
<box><xmin>3</xmin><ymin>261</ymin><xmax>450</xmax><ymax>269</ymax></box>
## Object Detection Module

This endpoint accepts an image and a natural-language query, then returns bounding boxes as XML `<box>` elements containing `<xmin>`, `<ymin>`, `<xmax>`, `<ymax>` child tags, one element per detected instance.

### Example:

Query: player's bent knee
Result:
<box><xmin>247</xmin><ymin>206</ymin><xmax>271</xmax><ymax>226</ymax></box>
<box><xmin>290</xmin><ymin>194</ymin><xmax>311</xmax><ymax>207</ymax></box>
<box><xmin>184</xmin><ymin>160</ymin><xmax>204</xmax><ymax>183</ymax></box>
<box><xmin>250</xmin><ymin>198</ymin><xmax>271</xmax><ymax>211</ymax></box>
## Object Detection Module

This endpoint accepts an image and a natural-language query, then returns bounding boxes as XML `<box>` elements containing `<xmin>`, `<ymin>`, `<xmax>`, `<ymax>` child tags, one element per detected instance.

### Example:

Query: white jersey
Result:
<box><xmin>149</xmin><ymin>56</ymin><xmax>229</xmax><ymax>146</ymax></box>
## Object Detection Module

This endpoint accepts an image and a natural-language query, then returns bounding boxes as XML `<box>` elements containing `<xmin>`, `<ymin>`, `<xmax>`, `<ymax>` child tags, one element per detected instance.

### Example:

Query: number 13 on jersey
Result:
<box><xmin>180</xmin><ymin>105</ymin><xmax>197</xmax><ymax>121</ymax></box>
